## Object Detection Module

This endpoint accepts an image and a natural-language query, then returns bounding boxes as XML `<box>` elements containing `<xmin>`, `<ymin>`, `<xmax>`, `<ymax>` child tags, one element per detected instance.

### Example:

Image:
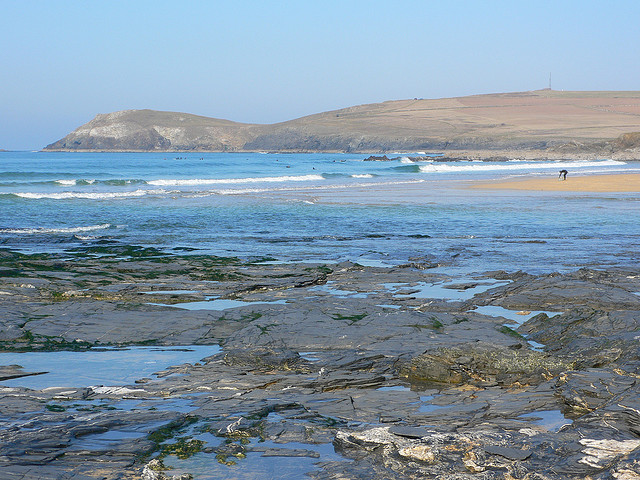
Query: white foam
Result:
<box><xmin>352</xmin><ymin>174</ymin><xmax>374</xmax><ymax>178</ymax></box>
<box><xmin>14</xmin><ymin>189</ymin><xmax>169</xmax><ymax>200</ymax></box>
<box><xmin>148</xmin><ymin>174</ymin><xmax>324</xmax><ymax>186</ymax></box>
<box><xmin>0</xmin><ymin>224</ymin><xmax>112</xmax><ymax>234</ymax></box>
<box><xmin>54</xmin><ymin>179</ymin><xmax>96</xmax><ymax>186</ymax></box>
<box><xmin>199</xmin><ymin>179</ymin><xmax>427</xmax><ymax>196</ymax></box>
<box><xmin>419</xmin><ymin>159</ymin><xmax>625</xmax><ymax>173</ymax></box>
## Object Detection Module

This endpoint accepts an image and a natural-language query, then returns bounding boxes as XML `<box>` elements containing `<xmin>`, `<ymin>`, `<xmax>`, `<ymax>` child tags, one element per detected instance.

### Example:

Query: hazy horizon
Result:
<box><xmin>2</xmin><ymin>0</ymin><xmax>639</xmax><ymax>150</ymax></box>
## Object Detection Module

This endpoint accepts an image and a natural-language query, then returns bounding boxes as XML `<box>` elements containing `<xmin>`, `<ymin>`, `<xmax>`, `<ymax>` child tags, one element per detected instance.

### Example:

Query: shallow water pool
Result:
<box><xmin>152</xmin><ymin>298</ymin><xmax>288</xmax><ymax>310</ymax></box>
<box><xmin>518</xmin><ymin>409</ymin><xmax>573</xmax><ymax>432</ymax></box>
<box><xmin>0</xmin><ymin>345</ymin><xmax>220</xmax><ymax>390</ymax></box>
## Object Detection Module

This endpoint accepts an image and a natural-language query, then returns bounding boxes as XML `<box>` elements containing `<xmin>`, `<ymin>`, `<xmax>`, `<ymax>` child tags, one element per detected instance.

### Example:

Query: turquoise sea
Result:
<box><xmin>1</xmin><ymin>151</ymin><xmax>639</xmax><ymax>274</ymax></box>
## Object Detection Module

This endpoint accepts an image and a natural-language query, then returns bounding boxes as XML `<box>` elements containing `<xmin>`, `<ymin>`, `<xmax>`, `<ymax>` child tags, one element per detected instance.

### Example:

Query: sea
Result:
<box><xmin>2</xmin><ymin>151</ymin><xmax>639</xmax><ymax>275</ymax></box>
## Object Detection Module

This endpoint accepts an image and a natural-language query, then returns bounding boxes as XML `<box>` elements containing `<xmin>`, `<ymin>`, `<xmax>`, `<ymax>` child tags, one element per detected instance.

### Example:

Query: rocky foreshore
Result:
<box><xmin>1</xmin><ymin>247</ymin><xmax>639</xmax><ymax>479</ymax></box>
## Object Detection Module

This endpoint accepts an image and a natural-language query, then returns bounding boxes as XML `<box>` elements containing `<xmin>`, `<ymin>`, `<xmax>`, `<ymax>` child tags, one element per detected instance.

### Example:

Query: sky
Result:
<box><xmin>1</xmin><ymin>0</ymin><xmax>639</xmax><ymax>150</ymax></box>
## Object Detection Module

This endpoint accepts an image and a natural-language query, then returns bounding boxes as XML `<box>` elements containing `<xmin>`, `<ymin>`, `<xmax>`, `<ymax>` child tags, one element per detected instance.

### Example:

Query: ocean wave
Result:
<box><xmin>200</xmin><ymin>179</ymin><xmax>426</xmax><ymax>196</ymax></box>
<box><xmin>322</xmin><ymin>173</ymin><xmax>350</xmax><ymax>178</ymax></box>
<box><xmin>54</xmin><ymin>178</ymin><xmax>144</xmax><ymax>186</ymax></box>
<box><xmin>55</xmin><ymin>179</ymin><xmax>79</xmax><ymax>186</ymax></box>
<box><xmin>13</xmin><ymin>189</ymin><xmax>170</xmax><ymax>200</ymax></box>
<box><xmin>102</xmin><ymin>179</ymin><xmax>146</xmax><ymax>186</ymax></box>
<box><xmin>392</xmin><ymin>164</ymin><xmax>421</xmax><ymax>173</ymax></box>
<box><xmin>0</xmin><ymin>223</ymin><xmax>112</xmax><ymax>235</ymax></box>
<box><xmin>148</xmin><ymin>174</ymin><xmax>324</xmax><ymax>186</ymax></box>
<box><xmin>418</xmin><ymin>159</ymin><xmax>626</xmax><ymax>173</ymax></box>
<box><xmin>352</xmin><ymin>174</ymin><xmax>375</xmax><ymax>178</ymax></box>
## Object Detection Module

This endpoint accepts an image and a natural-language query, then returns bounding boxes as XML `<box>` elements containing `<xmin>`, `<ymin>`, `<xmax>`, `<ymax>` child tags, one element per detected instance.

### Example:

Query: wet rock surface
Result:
<box><xmin>0</xmin><ymin>248</ymin><xmax>639</xmax><ymax>479</ymax></box>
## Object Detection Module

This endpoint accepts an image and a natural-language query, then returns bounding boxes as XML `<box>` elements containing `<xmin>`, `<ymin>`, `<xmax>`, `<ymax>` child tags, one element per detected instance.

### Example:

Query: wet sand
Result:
<box><xmin>471</xmin><ymin>173</ymin><xmax>640</xmax><ymax>192</ymax></box>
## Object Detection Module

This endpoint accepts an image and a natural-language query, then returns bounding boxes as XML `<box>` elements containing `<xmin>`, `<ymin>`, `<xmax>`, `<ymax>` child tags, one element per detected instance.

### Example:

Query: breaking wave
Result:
<box><xmin>54</xmin><ymin>179</ymin><xmax>144</xmax><ymax>186</ymax></box>
<box><xmin>0</xmin><ymin>224</ymin><xmax>112</xmax><ymax>234</ymax></box>
<box><xmin>148</xmin><ymin>174</ymin><xmax>325</xmax><ymax>186</ymax></box>
<box><xmin>12</xmin><ymin>189</ymin><xmax>170</xmax><ymax>200</ymax></box>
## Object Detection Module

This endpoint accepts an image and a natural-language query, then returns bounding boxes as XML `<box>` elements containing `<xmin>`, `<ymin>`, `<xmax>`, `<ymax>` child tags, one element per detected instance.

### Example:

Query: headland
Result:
<box><xmin>44</xmin><ymin>90</ymin><xmax>640</xmax><ymax>157</ymax></box>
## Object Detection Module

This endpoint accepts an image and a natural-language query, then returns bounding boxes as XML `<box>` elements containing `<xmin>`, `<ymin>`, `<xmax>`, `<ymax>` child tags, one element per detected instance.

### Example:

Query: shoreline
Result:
<box><xmin>470</xmin><ymin>172</ymin><xmax>640</xmax><ymax>192</ymax></box>
<box><xmin>35</xmin><ymin>148</ymin><xmax>640</xmax><ymax>161</ymax></box>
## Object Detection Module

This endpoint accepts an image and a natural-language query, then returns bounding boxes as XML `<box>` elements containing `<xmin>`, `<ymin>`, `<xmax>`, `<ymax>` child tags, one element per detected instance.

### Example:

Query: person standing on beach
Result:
<box><xmin>559</xmin><ymin>169</ymin><xmax>568</xmax><ymax>180</ymax></box>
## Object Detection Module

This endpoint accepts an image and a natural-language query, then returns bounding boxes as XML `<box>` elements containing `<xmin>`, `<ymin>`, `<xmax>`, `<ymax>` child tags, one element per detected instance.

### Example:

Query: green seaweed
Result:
<box><xmin>0</xmin><ymin>269</ymin><xmax>24</xmax><ymax>278</ymax></box>
<box><xmin>159</xmin><ymin>437</ymin><xmax>205</xmax><ymax>460</ymax></box>
<box><xmin>304</xmin><ymin>265</ymin><xmax>333</xmax><ymax>275</ymax></box>
<box><xmin>46</xmin><ymin>404</ymin><xmax>67</xmax><ymax>412</ymax></box>
<box><xmin>498</xmin><ymin>325</ymin><xmax>525</xmax><ymax>339</ymax></box>
<box><xmin>68</xmin><ymin>245</ymin><xmax>167</xmax><ymax>259</ymax></box>
<box><xmin>129</xmin><ymin>339</ymin><xmax>159</xmax><ymax>346</ymax></box>
<box><xmin>404</xmin><ymin>320</ymin><xmax>443</xmax><ymax>331</ymax></box>
<box><xmin>332</xmin><ymin>313</ymin><xmax>368</xmax><ymax>324</ymax></box>
<box><xmin>142</xmin><ymin>415</ymin><xmax>199</xmax><ymax>460</ymax></box>
<box><xmin>453</xmin><ymin>317</ymin><xmax>470</xmax><ymax>324</ymax></box>
<box><xmin>331</xmin><ymin>313</ymin><xmax>369</xmax><ymax>324</ymax></box>
<box><xmin>257</xmin><ymin>323</ymin><xmax>278</xmax><ymax>335</ymax></box>
<box><xmin>245</xmin><ymin>256</ymin><xmax>277</xmax><ymax>264</ymax></box>
<box><xmin>0</xmin><ymin>330</ymin><xmax>94</xmax><ymax>352</ymax></box>
<box><xmin>192</xmin><ymin>269</ymin><xmax>243</xmax><ymax>281</ymax></box>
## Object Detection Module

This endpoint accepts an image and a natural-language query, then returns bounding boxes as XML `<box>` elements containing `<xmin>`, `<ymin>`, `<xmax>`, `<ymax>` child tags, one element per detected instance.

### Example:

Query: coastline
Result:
<box><xmin>470</xmin><ymin>172</ymin><xmax>640</xmax><ymax>192</ymax></box>
<box><xmin>2</xmin><ymin>151</ymin><xmax>640</xmax><ymax>478</ymax></box>
<box><xmin>35</xmin><ymin>147</ymin><xmax>640</xmax><ymax>161</ymax></box>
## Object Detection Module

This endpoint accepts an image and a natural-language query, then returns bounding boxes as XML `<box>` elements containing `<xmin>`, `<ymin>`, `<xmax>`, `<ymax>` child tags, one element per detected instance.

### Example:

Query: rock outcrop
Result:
<box><xmin>3</xmin><ymin>249</ymin><xmax>640</xmax><ymax>478</ymax></box>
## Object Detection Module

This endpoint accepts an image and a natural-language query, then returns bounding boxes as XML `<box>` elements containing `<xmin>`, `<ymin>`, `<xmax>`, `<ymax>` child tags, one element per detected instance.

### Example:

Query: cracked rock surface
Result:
<box><xmin>0</xmin><ymin>248</ymin><xmax>639</xmax><ymax>479</ymax></box>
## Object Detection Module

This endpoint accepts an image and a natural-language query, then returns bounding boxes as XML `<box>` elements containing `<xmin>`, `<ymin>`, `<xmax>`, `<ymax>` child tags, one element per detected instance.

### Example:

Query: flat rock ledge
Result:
<box><xmin>1</xmin><ymin>249</ymin><xmax>640</xmax><ymax>479</ymax></box>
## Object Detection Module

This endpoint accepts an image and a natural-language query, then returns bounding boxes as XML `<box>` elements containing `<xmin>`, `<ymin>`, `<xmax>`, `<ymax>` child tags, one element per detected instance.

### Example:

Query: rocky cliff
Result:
<box><xmin>44</xmin><ymin>90</ymin><xmax>640</xmax><ymax>153</ymax></box>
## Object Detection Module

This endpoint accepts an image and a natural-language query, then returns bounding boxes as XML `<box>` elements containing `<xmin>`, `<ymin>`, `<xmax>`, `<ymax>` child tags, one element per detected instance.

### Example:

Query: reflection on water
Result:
<box><xmin>163</xmin><ymin>439</ymin><xmax>343</xmax><ymax>480</ymax></box>
<box><xmin>308</xmin><ymin>281</ymin><xmax>369</xmax><ymax>298</ymax></box>
<box><xmin>153</xmin><ymin>298</ymin><xmax>288</xmax><ymax>311</ymax></box>
<box><xmin>384</xmin><ymin>279</ymin><xmax>510</xmax><ymax>302</ymax></box>
<box><xmin>142</xmin><ymin>290</ymin><xmax>200</xmax><ymax>295</ymax></box>
<box><xmin>376</xmin><ymin>385</ymin><xmax>411</xmax><ymax>392</ymax></box>
<box><xmin>418</xmin><ymin>395</ymin><xmax>448</xmax><ymax>413</ymax></box>
<box><xmin>471</xmin><ymin>305</ymin><xmax>560</xmax><ymax>326</ymax></box>
<box><xmin>0</xmin><ymin>345</ymin><xmax>220</xmax><ymax>390</ymax></box>
<box><xmin>518</xmin><ymin>410</ymin><xmax>573</xmax><ymax>432</ymax></box>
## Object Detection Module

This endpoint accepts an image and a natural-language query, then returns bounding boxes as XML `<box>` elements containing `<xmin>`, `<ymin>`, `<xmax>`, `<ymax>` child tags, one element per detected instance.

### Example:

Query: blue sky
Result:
<box><xmin>1</xmin><ymin>0</ymin><xmax>639</xmax><ymax>150</ymax></box>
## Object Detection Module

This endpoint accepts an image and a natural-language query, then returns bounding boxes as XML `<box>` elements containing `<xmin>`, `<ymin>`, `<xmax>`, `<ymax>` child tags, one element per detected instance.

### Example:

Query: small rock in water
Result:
<box><xmin>483</xmin><ymin>444</ymin><xmax>532</xmax><ymax>460</ymax></box>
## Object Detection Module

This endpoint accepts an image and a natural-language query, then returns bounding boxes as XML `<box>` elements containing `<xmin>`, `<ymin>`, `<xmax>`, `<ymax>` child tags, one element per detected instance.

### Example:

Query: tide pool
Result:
<box><xmin>0</xmin><ymin>345</ymin><xmax>220</xmax><ymax>390</ymax></box>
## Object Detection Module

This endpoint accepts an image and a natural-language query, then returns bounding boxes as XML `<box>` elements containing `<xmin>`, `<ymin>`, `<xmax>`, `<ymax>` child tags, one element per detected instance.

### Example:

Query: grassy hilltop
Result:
<box><xmin>44</xmin><ymin>90</ymin><xmax>640</xmax><ymax>154</ymax></box>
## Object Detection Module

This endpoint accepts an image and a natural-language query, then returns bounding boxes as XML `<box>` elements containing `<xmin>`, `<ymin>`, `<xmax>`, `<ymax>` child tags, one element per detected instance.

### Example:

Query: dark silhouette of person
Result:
<box><xmin>559</xmin><ymin>169</ymin><xmax>568</xmax><ymax>180</ymax></box>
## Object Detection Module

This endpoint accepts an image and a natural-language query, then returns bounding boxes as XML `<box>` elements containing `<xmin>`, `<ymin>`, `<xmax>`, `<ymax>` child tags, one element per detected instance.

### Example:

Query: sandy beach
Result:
<box><xmin>471</xmin><ymin>173</ymin><xmax>640</xmax><ymax>192</ymax></box>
